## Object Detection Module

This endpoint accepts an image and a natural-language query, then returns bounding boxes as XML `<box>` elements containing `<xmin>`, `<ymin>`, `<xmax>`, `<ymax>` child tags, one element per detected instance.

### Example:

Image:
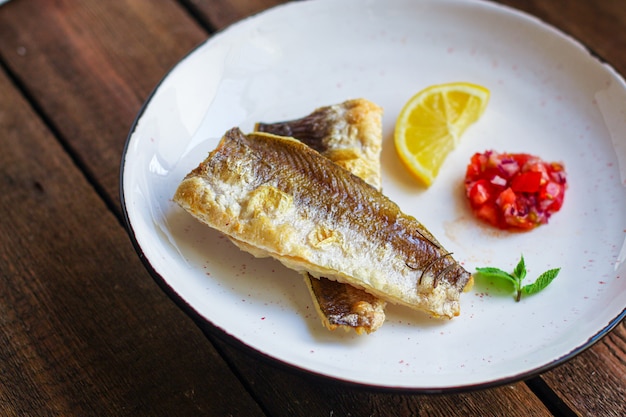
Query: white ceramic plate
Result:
<box><xmin>121</xmin><ymin>0</ymin><xmax>626</xmax><ymax>391</ymax></box>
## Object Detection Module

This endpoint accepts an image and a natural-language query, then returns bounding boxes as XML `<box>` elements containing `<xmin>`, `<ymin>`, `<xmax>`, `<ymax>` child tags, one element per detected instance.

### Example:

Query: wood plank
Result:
<box><xmin>0</xmin><ymin>0</ymin><xmax>208</xmax><ymax>206</ymax></box>
<box><xmin>0</xmin><ymin>0</ymin><xmax>563</xmax><ymax>414</ymax></box>
<box><xmin>496</xmin><ymin>0</ymin><xmax>626</xmax><ymax>77</ymax></box>
<box><xmin>541</xmin><ymin>322</ymin><xmax>626</xmax><ymax>416</ymax></box>
<box><xmin>0</xmin><ymin>70</ymin><xmax>264</xmax><ymax>416</ymax></box>
<box><xmin>210</xmin><ymin>337</ymin><xmax>552</xmax><ymax>417</ymax></box>
<box><xmin>184</xmin><ymin>0</ymin><xmax>287</xmax><ymax>29</ymax></box>
<box><xmin>1</xmin><ymin>0</ymin><xmax>622</xmax><ymax>415</ymax></box>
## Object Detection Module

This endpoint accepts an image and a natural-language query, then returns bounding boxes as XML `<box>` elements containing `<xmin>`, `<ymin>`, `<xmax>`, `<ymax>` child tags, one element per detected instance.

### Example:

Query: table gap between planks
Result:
<box><xmin>0</xmin><ymin>0</ymin><xmax>623</xmax><ymax>416</ymax></box>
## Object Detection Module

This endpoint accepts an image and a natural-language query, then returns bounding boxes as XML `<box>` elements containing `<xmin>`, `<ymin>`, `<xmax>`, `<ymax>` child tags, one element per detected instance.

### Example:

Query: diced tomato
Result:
<box><xmin>495</xmin><ymin>187</ymin><xmax>517</xmax><ymax>207</ymax></box>
<box><xmin>467</xmin><ymin>179</ymin><xmax>492</xmax><ymax>206</ymax></box>
<box><xmin>539</xmin><ymin>181</ymin><xmax>565</xmax><ymax>211</ymax></box>
<box><xmin>510</xmin><ymin>171</ymin><xmax>542</xmax><ymax>193</ymax></box>
<box><xmin>464</xmin><ymin>150</ymin><xmax>567</xmax><ymax>231</ymax></box>
<box><xmin>474</xmin><ymin>204</ymin><xmax>499</xmax><ymax>227</ymax></box>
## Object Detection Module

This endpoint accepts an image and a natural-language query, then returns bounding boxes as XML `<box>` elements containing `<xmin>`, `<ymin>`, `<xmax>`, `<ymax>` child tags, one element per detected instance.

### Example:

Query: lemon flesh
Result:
<box><xmin>394</xmin><ymin>82</ymin><xmax>490</xmax><ymax>186</ymax></box>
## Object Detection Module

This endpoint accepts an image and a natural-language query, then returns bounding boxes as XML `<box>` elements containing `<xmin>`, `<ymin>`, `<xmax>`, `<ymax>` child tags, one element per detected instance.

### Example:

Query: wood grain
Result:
<box><xmin>0</xmin><ymin>0</ymin><xmax>624</xmax><ymax>416</ymax></box>
<box><xmin>0</xmin><ymin>68</ymin><xmax>263</xmax><ymax>416</ymax></box>
<box><xmin>497</xmin><ymin>0</ymin><xmax>626</xmax><ymax>77</ymax></box>
<box><xmin>209</xmin><ymin>337</ymin><xmax>552</xmax><ymax>417</ymax></box>
<box><xmin>541</xmin><ymin>324</ymin><xmax>626</xmax><ymax>417</ymax></box>
<box><xmin>182</xmin><ymin>0</ymin><xmax>287</xmax><ymax>29</ymax></box>
<box><xmin>0</xmin><ymin>0</ymin><xmax>207</xmax><ymax>208</ymax></box>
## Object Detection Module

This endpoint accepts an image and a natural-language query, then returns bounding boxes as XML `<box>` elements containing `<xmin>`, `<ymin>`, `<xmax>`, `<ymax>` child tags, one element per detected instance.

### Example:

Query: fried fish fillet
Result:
<box><xmin>256</xmin><ymin>99</ymin><xmax>386</xmax><ymax>333</ymax></box>
<box><xmin>174</xmin><ymin>127</ymin><xmax>472</xmax><ymax>319</ymax></box>
<box><xmin>305</xmin><ymin>278</ymin><xmax>385</xmax><ymax>333</ymax></box>
<box><xmin>256</xmin><ymin>99</ymin><xmax>383</xmax><ymax>190</ymax></box>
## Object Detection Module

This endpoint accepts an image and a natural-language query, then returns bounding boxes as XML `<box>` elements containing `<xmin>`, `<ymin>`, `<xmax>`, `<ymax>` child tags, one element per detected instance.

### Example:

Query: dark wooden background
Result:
<box><xmin>0</xmin><ymin>1</ymin><xmax>624</xmax><ymax>416</ymax></box>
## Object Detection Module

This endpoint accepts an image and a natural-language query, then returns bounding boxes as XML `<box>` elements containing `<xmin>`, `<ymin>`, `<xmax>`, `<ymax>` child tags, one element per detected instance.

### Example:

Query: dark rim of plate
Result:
<box><xmin>119</xmin><ymin>0</ymin><xmax>626</xmax><ymax>394</ymax></box>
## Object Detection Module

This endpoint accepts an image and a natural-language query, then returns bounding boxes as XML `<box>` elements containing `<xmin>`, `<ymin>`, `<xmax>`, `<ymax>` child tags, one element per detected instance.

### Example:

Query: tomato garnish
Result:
<box><xmin>464</xmin><ymin>151</ymin><xmax>567</xmax><ymax>231</ymax></box>
<box><xmin>510</xmin><ymin>171</ymin><xmax>542</xmax><ymax>193</ymax></box>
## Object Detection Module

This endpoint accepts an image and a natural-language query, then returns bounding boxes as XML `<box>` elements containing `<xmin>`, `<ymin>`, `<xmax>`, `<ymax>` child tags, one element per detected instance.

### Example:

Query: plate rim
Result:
<box><xmin>119</xmin><ymin>0</ymin><xmax>626</xmax><ymax>392</ymax></box>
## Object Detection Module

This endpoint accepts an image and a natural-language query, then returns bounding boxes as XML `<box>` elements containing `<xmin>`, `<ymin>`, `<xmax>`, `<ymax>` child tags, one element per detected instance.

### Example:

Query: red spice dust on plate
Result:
<box><xmin>464</xmin><ymin>150</ymin><xmax>567</xmax><ymax>231</ymax></box>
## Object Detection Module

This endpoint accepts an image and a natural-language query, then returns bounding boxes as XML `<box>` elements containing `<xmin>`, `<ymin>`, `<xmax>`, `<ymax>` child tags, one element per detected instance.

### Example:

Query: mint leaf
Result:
<box><xmin>522</xmin><ymin>268</ymin><xmax>561</xmax><ymax>296</ymax></box>
<box><xmin>475</xmin><ymin>267</ymin><xmax>517</xmax><ymax>287</ymax></box>
<box><xmin>475</xmin><ymin>255</ymin><xmax>560</xmax><ymax>302</ymax></box>
<box><xmin>513</xmin><ymin>255</ymin><xmax>526</xmax><ymax>281</ymax></box>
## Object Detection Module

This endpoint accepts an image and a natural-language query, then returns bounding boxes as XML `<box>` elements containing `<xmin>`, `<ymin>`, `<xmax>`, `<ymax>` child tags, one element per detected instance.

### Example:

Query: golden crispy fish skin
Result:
<box><xmin>304</xmin><ymin>277</ymin><xmax>385</xmax><ymax>333</ymax></box>
<box><xmin>256</xmin><ymin>98</ymin><xmax>383</xmax><ymax>190</ymax></box>
<box><xmin>256</xmin><ymin>98</ymin><xmax>386</xmax><ymax>334</ymax></box>
<box><xmin>174</xmin><ymin>127</ymin><xmax>471</xmax><ymax>319</ymax></box>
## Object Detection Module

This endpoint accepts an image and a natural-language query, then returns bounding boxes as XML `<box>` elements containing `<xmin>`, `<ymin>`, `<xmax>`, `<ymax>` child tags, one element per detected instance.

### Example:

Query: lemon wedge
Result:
<box><xmin>394</xmin><ymin>82</ymin><xmax>490</xmax><ymax>186</ymax></box>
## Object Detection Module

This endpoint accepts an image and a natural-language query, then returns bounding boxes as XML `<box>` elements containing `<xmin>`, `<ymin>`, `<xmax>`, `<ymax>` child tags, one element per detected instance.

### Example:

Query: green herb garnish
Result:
<box><xmin>475</xmin><ymin>255</ymin><xmax>560</xmax><ymax>302</ymax></box>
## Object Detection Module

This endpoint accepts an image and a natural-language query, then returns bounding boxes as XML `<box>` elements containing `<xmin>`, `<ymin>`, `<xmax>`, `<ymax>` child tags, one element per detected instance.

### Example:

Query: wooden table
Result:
<box><xmin>1</xmin><ymin>1</ymin><xmax>624</xmax><ymax>415</ymax></box>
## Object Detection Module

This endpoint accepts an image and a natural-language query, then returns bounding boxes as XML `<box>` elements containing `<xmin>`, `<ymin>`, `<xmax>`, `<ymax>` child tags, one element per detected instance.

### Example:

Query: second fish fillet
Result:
<box><xmin>256</xmin><ymin>99</ymin><xmax>386</xmax><ymax>334</ymax></box>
